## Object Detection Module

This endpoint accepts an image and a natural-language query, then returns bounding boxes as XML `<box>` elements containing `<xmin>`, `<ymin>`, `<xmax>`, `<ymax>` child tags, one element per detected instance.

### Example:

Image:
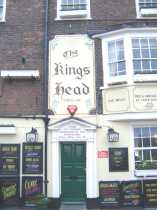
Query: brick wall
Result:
<box><xmin>0</xmin><ymin>0</ymin><xmax>45</xmax><ymax>115</ymax></box>
<box><xmin>49</xmin><ymin>0</ymin><xmax>137</xmax><ymax>113</ymax></box>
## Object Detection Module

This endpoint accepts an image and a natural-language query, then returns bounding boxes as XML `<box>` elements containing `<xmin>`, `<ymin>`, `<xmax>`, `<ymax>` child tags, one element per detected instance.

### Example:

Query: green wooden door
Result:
<box><xmin>61</xmin><ymin>142</ymin><xmax>86</xmax><ymax>202</ymax></box>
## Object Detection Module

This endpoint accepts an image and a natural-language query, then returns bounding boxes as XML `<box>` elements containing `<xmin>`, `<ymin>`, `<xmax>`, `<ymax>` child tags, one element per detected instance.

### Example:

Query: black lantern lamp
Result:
<box><xmin>107</xmin><ymin>128</ymin><xmax>119</xmax><ymax>142</ymax></box>
<box><xmin>26</xmin><ymin>127</ymin><xmax>38</xmax><ymax>142</ymax></box>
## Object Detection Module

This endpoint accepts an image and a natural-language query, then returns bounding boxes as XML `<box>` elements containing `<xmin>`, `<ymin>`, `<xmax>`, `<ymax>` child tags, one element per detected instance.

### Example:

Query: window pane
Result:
<box><xmin>118</xmin><ymin>61</ymin><xmax>125</xmax><ymax>72</ymax></box>
<box><xmin>133</xmin><ymin>49</ymin><xmax>140</xmax><ymax>58</ymax></box>
<box><xmin>142</xmin><ymin>127</ymin><xmax>150</xmax><ymax>137</ymax></box>
<box><xmin>150</xmin><ymin>49</ymin><xmax>157</xmax><ymax>58</ymax></box>
<box><xmin>143</xmin><ymin>137</ymin><xmax>150</xmax><ymax>147</ymax></box>
<box><xmin>117</xmin><ymin>40</ymin><xmax>124</xmax><ymax>50</ymax></box>
<box><xmin>132</xmin><ymin>39</ymin><xmax>140</xmax><ymax>48</ymax></box>
<box><xmin>109</xmin><ymin>63</ymin><xmax>117</xmax><ymax>76</ymax></box>
<box><xmin>150</xmin><ymin>38</ymin><xmax>157</xmax><ymax>48</ymax></box>
<box><xmin>134</xmin><ymin>138</ymin><xmax>142</xmax><ymax>147</ymax></box>
<box><xmin>143</xmin><ymin>150</ymin><xmax>151</xmax><ymax>160</ymax></box>
<box><xmin>142</xmin><ymin>49</ymin><xmax>150</xmax><ymax>58</ymax></box>
<box><xmin>134</xmin><ymin>128</ymin><xmax>141</xmax><ymax>138</ymax></box>
<box><xmin>0</xmin><ymin>0</ymin><xmax>3</xmax><ymax>7</ymax></box>
<box><xmin>135</xmin><ymin>150</ymin><xmax>142</xmax><ymax>161</ymax></box>
<box><xmin>80</xmin><ymin>0</ymin><xmax>86</xmax><ymax>3</ymax></box>
<box><xmin>151</xmin><ymin>60</ymin><xmax>157</xmax><ymax>70</ymax></box>
<box><xmin>150</xmin><ymin>127</ymin><xmax>157</xmax><ymax>136</ymax></box>
<box><xmin>133</xmin><ymin>60</ymin><xmax>141</xmax><ymax>72</ymax></box>
<box><xmin>108</xmin><ymin>42</ymin><xmax>115</xmax><ymax>62</ymax></box>
<box><xmin>117</xmin><ymin>50</ymin><xmax>124</xmax><ymax>60</ymax></box>
<box><xmin>141</xmin><ymin>39</ymin><xmax>149</xmax><ymax>48</ymax></box>
<box><xmin>152</xmin><ymin>149</ymin><xmax>157</xmax><ymax>160</ymax></box>
<box><xmin>151</xmin><ymin>127</ymin><xmax>157</xmax><ymax>146</ymax></box>
<box><xmin>0</xmin><ymin>8</ymin><xmax>2</xmax><ymax>18</ymax></box>
<box><xmin>142</xmin><ymin>60</ymin><xmax>150</xmax><ymax>70</ymax></box>
<box><xmin>152</xmin><ymin>137</ymin><xmax>157</xmax><ymax>146</ymax></box>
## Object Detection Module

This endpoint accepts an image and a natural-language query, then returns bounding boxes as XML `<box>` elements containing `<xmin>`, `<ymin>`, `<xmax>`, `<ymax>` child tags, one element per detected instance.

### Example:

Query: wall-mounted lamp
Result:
<box><xmin>107</xmin><ymin>128</ymin><xmax>119</xmax><ymax>142</ymax></box>
<box><xmin>26</xmin><ymin>127</ymin><xmax>38</xmax><ymax>142</ymax></box>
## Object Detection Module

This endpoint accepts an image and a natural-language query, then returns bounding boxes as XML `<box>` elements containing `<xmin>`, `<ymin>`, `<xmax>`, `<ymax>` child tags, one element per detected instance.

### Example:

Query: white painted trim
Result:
<box><xmin>141</xmin><ymin>8</ymin><xmax>157</xmax><ymax>16</ymax></box>
<box><xmin>0</xmin><ymin>125</ymin><xmax>16</xmax><ymax>134</ymax></box>
<box><xmin>93</xmin><ymin>28</ymin><xmax>157</xmax><ymax>39</ymax></box>
<box><xmin>86</xmin><ymin>139</ymin><xmax>97</xmax><ymax>198</ymax></box>
<box><xmin>135</xmin><ymin>170</ymin><xmax>157</xmax><ymax>177</ymax></box>
<box><xmin>135</xmin><ymin>0</ymin><xmax>141</xmax><ymax>18</ymax></box>
<box><xmin>104</xmin><ymin>112</ymin><xmax>157</xmax><ymax>122</ymax></box>
<box><xmin>1</xmin><ymin>70</ymin><xmax>40</xmax><ymax>79</ymax></box>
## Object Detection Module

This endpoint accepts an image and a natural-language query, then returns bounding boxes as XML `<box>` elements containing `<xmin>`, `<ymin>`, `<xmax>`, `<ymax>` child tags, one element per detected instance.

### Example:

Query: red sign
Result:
<box><xmin>98</xmin><ymin>150</ymin><xmax>109</xmax><ymax>158</ymax></box>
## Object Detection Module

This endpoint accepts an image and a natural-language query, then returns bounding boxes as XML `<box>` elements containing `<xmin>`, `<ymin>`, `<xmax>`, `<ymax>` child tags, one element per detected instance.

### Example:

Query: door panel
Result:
<box><xmin>61</xmin><ymin>142</ymin><xmax>86</xmax><ymax>202</ymax></box>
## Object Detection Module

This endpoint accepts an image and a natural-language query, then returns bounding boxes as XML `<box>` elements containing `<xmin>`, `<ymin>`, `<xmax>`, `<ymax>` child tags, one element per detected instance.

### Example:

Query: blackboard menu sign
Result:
<box><xmin>22</xmin><ymin>176</ymin><xmax>43</xmax><ymax>199</ymax></box>
<box><xmin>23</xmin><ymin>143</ymin><xmax>43</xmax><ymax>174</ymax></box>
<box><xmin>109</xmin><ymin>148</ymin><xmax>128</xmax><ymax>172</ymax></box>
<box><xmin>121</xmin><ymin>181</ymin><xmax>142</xmax><ymax>207</ymax></box>
<box><xmin>99</xmin><ymin>181</ymin><xmax>121</xmax><ymax>208</ymax></box>
<box><xmin>143</xmin><ymin>179</ymin><xmax>157</xmax><ymax>207</ymax></box>
<box><xmin>0</xmin><ymin>177</ymin><xmax>20</xmax><ymax>205</ymax></box>
<box><xmin>0</xmin><ymin>144</ymin><xmax>20</xmax><ymax>175</ymax></box>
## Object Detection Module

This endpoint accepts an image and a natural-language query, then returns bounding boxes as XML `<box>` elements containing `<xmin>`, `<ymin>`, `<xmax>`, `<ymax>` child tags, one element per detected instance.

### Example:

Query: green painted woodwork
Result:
<box><xmin>61</xmin><ymin>142</ymin><xmax>86</xmax><ymax>202</ymax></box>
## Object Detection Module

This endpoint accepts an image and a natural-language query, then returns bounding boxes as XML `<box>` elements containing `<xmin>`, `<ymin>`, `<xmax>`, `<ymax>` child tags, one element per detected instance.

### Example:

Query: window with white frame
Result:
<box><xmin>0</xmin><ymin>0</ymin><xmax>6</xmax><ymax>22</ymax></box>
<box><xmin>57</xmin><ymin>0</ymin><xmax>90</xmax><ymax>19</ymax></box>
<box><xmin>134</xmin><ymin>127</ymin><xmax>157</xmax><ymax>171</ymax></box>
<box><xmin>61</xmin><ymin>0</ymin><xmax>87</xmax><ymax>11</ymax></box>
<box><xmin>132</xmin><ymin>37</ymin><xmax>157</xmax><ymax>74</ymax></box>
<box><xmin>137</xmin><ymin>0</ymin><xmax>157</xmax><ymax>17</ymax></box>
<box><xmin>108</xmin><ymin>40</ymin><xmax>126</xmax><ymax>77</ymax></box>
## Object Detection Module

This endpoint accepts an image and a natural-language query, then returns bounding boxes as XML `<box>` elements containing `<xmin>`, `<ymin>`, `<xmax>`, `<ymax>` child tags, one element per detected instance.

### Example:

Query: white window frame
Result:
<box><xmin>136</xmin><ymin>0</ymin><xmax>157</xmax><ymax>18</ymax></box>
<box><xmin>56</xmin><ymin>0</ymin><xmax>91</xmax><ymax>20</ymax></box>
<box><xmin>100</xmin><ymin>28</ymin><xmax>157</xmax><ymax>87</ymax></box>
<box><xmin>0</xmin><ymin>0</ymin><xmax>6</xmax><ymax>22</ymax></box>
<box><xmin>133</xmin><ymin>124</ymin><xmax>157</xmax><ymax>177</ymax></box>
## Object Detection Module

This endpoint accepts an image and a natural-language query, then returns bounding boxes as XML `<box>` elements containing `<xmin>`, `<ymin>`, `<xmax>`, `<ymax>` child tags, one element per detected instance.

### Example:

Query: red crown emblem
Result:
<box><xmin>67</xmin><ymin>105</ymin><xmax>78</xmax><ymax>116</ymax></box>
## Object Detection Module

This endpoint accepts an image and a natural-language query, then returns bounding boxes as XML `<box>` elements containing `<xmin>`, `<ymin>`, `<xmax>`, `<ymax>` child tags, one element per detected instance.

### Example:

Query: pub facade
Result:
<box><xmin>1</xmin><ymin>0</ymin><xmax>157</xmax><ymax>209</ymax></box>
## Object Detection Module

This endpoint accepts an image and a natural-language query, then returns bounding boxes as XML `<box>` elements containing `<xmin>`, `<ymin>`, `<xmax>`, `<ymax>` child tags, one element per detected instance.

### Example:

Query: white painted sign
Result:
<box><xmin>133</xmin><ymin>86</ymin><xmax>157</xmax><ymax>111</ymax></box>
<box><xmin>49</xmin><ymin>35</ymin><xmax>95</xmax><ymax>114</ymax></box>
<box><xmin>104</xmin><ymin>88</ymin><xmax>130</xmax><ymax>113</ymax></box>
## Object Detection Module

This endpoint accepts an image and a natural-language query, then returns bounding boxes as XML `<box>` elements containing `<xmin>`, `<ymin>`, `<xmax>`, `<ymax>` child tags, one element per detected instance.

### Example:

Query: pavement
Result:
<box><xmin>0</xmin><ymin>204</ymin><xmax>157</xmax><ymax>210</ymax></box>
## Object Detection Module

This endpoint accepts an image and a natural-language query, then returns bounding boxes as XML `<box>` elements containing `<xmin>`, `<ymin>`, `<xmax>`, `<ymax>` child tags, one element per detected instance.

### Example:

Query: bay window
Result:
<box><xmin>101</xmin><ymin>30</ymin><xmax>157</xmax><ymax>86</ymax></box>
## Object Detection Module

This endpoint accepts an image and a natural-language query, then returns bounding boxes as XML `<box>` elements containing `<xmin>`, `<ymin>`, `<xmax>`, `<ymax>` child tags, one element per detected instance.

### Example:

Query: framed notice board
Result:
<box><xmin>99</xmin><ymin>181</ymin><xmax>121</xmax><ymax>208</ymax></box>
<box><xmin>23</xmin><ymin>143</ymin><xmax>43</xmax><ymax>174</ymax></box>
<box><xmin>143</xmin><ymin>179</ymin><xmax>157</xmax><ymax>207</ymax></box>
<box><xmin>0</xmin><ymin>177</ymin><xmax>20</xmax><ymax>205</ymax></box>
<box><xmin>109</xmin><ymin>148</ymin><xmax>129</xmax><ymax>172</ymax></box>
<box><xmin>121</xmin><ymin>180</ymin><xmax>142</xmax><ymax>207</ymax></box>
<box><xmin>22</xmin><ymin>176</ymin><xmax>43</xmax><ymax>199</ymax></box>
<box><xmin>0</xmin><ymin>144</ymin><xmax>20</xmax><ymax>175</ymax></box>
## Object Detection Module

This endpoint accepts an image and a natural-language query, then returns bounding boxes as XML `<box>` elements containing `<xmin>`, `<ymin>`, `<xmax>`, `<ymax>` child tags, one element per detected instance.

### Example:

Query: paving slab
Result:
<box><xmin>60</xmin><ymin>203</ymin><xmax>87</xmax><ymax>210</ymax></box>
